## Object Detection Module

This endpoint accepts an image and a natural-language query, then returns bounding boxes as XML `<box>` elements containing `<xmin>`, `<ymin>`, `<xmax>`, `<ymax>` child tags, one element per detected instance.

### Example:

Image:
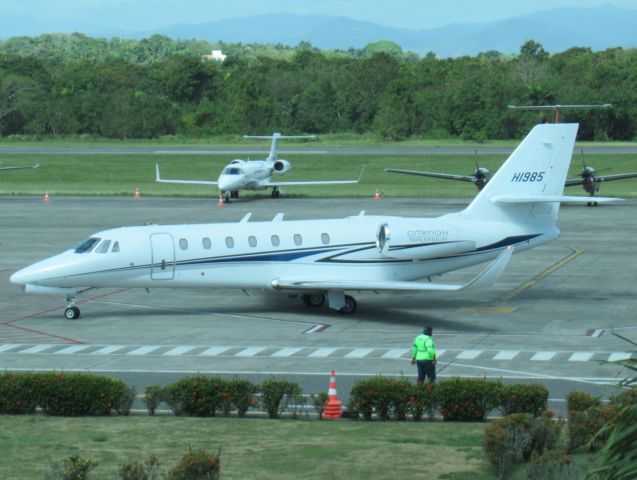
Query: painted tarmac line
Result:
<box><xmin>498</xmin><ymin>247</ymin><xmax>584</xmax><ymax>303</ymax></box>
<box><xmin>163</xmin><ymin>346</ymin><xmax>197</xmax><ymax>356</ymax></box>
<box><xmin>127</xmin><ymin>345</ymin><xmax>162</xmax><ymax>356</ymax></box>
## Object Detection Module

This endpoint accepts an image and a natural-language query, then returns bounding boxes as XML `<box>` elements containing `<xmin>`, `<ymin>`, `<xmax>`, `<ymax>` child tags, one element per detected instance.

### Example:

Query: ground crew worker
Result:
<box><xmin>411</xmin><ymin>325</ymin><xmax>437</xmax><ymax>384</ymax></box>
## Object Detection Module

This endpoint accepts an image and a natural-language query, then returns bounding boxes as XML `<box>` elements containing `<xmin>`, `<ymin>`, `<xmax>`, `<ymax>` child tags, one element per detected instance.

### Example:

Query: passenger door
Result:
<box><xmin>150</xmin><ymin>233</ymin><xmax>175</xmax><ymax>280</ymax></box>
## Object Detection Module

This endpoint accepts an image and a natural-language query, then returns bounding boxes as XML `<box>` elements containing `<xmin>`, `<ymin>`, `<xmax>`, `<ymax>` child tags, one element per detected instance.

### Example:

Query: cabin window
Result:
<box><xmin>96</xmin><ymin>239</ymin><xmax>111</xmax><ymax>254</ymax></box>
<box><xmin>225</xmin><ymin>236</ymin><xmax>235</xmax><ymax>248</ymax></box>
<box><xmin>294</xmin><ymin>234</ymin><xmax>302</xmax><ymax>246</ymax></box>
<box><xmin>271</xmin><ymin>235</ymin><xmax>280</xmax><ymax>247</ymax></box>
<box><xmin>74</xmin><ymin>237</ymin><xmax>100</xmax><ymax>254</ymax></box>
<box><xmin>111</xmin><ymin>241</ymin><xmax>120</xmax><ymax>253</ymax></box>
<box><xmin>248</xmin><ymin>236</ymin><xmax>257</xmax><ymax>248</ymax></box>
<box><xmin>202</xmin><ymin>237</ymin><xmax>211</xmax><ymax>250</ymax></box>
<box><xmin>321</xmin><ymin>233</ymin><xmax>330</xmax><ymax>245</ymax></box>
<box><xmin>179</xmin><ymin>238</ymin><xmax>188</xmax><ymax>250</ymax></box>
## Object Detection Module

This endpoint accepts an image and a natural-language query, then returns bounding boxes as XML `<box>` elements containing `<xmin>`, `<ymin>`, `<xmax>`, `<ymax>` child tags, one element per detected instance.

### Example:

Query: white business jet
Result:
<box><xmin>155</xmin><ymin>133</ymin><xmax>363</xmax><ymax>202</ymax></box>
<box><xmin>11</xmin><ymin>124</ymin><xmax>620</xmax><ymax>320</ymax></box>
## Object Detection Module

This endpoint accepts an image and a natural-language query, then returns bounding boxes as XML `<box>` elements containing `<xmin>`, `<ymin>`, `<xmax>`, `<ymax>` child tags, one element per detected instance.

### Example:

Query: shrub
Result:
<box><xmin>0</xmin><ymin>371</ymin><xmax>41</xmax><ymax>414</ymax></box>
<box><xmin>410</xmin><ymin>382</ymin><xmax>437</xmax><ymax>421</ymax></box>
<box><xmin>144</xmin><ymin>385</ymin><xmax>163</xmax><ymax>416</ymax></box>
<box><xmin>260</xmin><ymin>378</ymin><xmax>303</xmax><ymax>419</ymax></box>
<box><xmin>483</xmin><ymin>413</ymin><xmax>533</xmax><ymax>478</ymax></box>
<box><xmin>499</xmin><ymin>383</ymin><xmax>548</xmax><ymax>416</ymax></box>
<box><xmin>527</xmin><ymin>449</ymin><xmax>584</xmax><ymax>480</ymax></box>
<box><xmin>349</xmin><ymin>376</ymin><xmax>398</xmax><ymax>420</ymax></box>
<box><xmin>38</xmin><ymin>372</ymin><xmax>135</xmax><ymax>416</ymax></box>
<box><xmin>566</xmin><ymin>391</ymin><xmax>608</xmax><ymax>452</ymax></box>
<box><xmin>528</xmin><ymin>410</ymin><xmax>563</xmax><ymax>458</ymax></box>
<box><xmin>390</xmin><ymin>378</ymin><xmax>414</xmax><ymax>421</ymax></box>
<box><xmin>609</xmin><ymin>388</ymin><xmax>637</xmax><ymax>409</ymax></box>
<box><xmin>166</xmin><ymin>450</ymin><xmax>220</xmax><ymax>480</ymax></box>
<box><xmin>224</xmin><ymin>378</ymin><xmax>257</xmax><ymax>417</ymax></box>
<box><xmin>311</xmin><ymin>392</ymin><xmax>329</xmax><ymax>419</ymax></box>
<box><xmin>119</xmin><ymin>454</ymin><xmax>161</xmax><ymax>480</ymax></box>
<box><xmin>44</xmin><ymin>455</ymin><xmax>98</xmax><ymax>480</ymax></box>
<box><xmin>162</xmin><ymin>376</ymin><xmax>225</xmax><ymax>417</ymax></box>
<box><xmin>437</xmin><ymin>377</ymin><xmax>501</xmax><ymax>421</ymax></box>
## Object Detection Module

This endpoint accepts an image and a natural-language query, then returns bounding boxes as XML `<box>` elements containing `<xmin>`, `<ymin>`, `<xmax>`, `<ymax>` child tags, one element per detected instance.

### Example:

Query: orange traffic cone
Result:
<box><xmin>43</xmin><ymin>190</ymin><xmax>50</xmax><ymax>203</ymax></box>
<box><xmin>374</xmin><ymin>188</ymin><xmax>381</xmax><ymax>200</ymax></box>
<box><xmin>134</xmin><ymin>186</ymin><xmax>141</xmax><ymax>199</ymax></box>
<box><xmin>217</xmin><ymin>192</ymin><xmax>224</xmax><ymax>207</ymax></box>
<box><xmin>322</xmin><ymin>369</ymin><xmax>342</xmax><ymax>419</ymax></box>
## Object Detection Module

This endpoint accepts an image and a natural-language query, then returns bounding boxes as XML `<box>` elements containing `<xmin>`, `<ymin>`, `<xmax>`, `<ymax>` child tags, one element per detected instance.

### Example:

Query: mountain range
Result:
<box><xmin>129</xmin><ymin>5</ymin><xmax>637</xmax><ymax>57</ymax></box>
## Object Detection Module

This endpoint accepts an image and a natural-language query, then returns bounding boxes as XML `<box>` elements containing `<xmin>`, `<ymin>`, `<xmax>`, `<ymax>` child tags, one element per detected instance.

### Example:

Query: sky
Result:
<box><xmin>1</xmin><ymin>0</ymin><xmax>636</xmax><ymax>38</ymax></box>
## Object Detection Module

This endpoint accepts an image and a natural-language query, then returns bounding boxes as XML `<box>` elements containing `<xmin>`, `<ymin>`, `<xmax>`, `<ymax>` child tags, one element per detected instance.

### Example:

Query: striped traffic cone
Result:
<box><xmin>374</xmin><ymin>188</ymin><xmax>381</xmax><ymax>200</ymax></box>
<box><xmin>217</xmin><ymin>192</ymin><xmax>224</xmax><ymax>207</ymax></box>
<box><xmin>43</xmin><ymin>190</ymin><xmax>50</xmax><ymax>203</ymax></box>
<box><xmin>134</xmin><ymin>186</ymin><xmax>141</xmax><ymax>199</ymax></box>
<box><xmin>322</xmin><ymin>369</ymin><xmax>342</xmax><ymax>419</ymax></box>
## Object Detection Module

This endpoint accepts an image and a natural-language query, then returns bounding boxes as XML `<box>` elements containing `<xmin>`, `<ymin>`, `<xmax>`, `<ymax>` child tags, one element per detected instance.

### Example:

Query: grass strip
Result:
<box><xmin>0</xmin><ymin>415</ymin><xmax>496</xmax><ymax>479</ymax></box>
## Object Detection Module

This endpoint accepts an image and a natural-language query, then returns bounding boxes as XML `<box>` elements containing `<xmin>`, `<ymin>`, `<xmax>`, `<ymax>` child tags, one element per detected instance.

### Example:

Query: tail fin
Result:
<box><xmin>460</xmin><ymin>123</ymin><xmax>579</xmax><ymax>222</ymax></box>
<box><xmin>243</xmin><ymin>132</ymin><xmax>316</xmax><ymax>163</ymax></box>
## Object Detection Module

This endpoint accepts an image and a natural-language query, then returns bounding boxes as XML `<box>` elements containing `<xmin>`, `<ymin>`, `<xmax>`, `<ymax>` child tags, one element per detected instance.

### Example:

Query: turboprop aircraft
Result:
<box><xmin>156</xmin><ymin>133</ymin><xmax>363</xmax><ymax>202</ymax></box>
<box><xmin>386</xmin><ymin>158</ymin><xmax>637</xmax><ymax>206</ymax></box>
<box><xmin>11</xmin><ymin>124</ymin><xmax>621</xmax><ymax>320</ymax></box>
<box><xmin>564</xmin><ymin>164</ymin><xmax>637</xmax><ymax>206</ymax></box>
<box><xmin>385</xmin><ymin>164</ymin><xmax>491</xmax><ymax>191</ymax></box>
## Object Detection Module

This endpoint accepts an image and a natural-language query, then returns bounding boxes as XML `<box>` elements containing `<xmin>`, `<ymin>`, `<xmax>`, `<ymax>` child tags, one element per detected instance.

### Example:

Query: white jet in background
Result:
<box><xmin>156</xmin><ymin>132</ymin><xmax>364</xmax><ymax>201</ymax></box>
<box><xmin>11</xmin><ymin>124</ymin><xmax>621</xmax><ymax>320</ymax></box>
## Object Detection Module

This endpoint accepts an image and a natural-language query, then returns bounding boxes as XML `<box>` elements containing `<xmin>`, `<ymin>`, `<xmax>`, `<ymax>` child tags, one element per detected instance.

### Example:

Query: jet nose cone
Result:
<box><xmin>218</xmin><ymin>176</ymin><xmax>238</xmax><ymax>192</ymax></box>
<box><xmin>10</xmin><ymin>268</ymin><xmax>30</xmax><ymax>286</ymax></box>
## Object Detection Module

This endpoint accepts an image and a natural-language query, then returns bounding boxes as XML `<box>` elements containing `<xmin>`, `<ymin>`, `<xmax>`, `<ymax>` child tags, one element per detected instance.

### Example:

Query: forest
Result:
<box><xmin>1</xmin><ymin>33</ymin><xmax>637</xmax><ymax>141</ymax></box>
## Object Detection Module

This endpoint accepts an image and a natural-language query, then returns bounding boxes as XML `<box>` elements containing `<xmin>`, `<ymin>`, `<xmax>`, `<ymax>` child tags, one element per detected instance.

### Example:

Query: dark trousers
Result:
<box><xmin>416</xmin><ymin>360</ymin><xmax>436</xmax><ymax>384</ymax></box>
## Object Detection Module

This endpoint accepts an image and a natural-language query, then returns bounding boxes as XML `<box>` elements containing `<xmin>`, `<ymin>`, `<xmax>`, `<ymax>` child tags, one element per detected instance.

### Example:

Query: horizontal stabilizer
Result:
<box><xmin>155</xmin><ymin>164</ymin><xmax>217</xmax><ymax>185</ymax></box>
<box><xmin>271</xmin><ymin>246</ymin><xmax>513</xmax><ymax>293</ymax></box>
<box><xmin>490</xmin><ymin>195</ymin><xmax>623</xmax><ymax>204</ymax></box>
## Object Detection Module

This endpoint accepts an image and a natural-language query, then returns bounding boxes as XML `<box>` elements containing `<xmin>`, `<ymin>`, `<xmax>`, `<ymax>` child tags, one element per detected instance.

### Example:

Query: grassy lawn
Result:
<box><xmin>1</xmin><ymin>151</ymin><xmax>637</xmax><ymax>198</ymax></box>
<box><xmin>0</xmin><ymin>415</ymin><xmax>500</xmax><ymax>479</ymax></box>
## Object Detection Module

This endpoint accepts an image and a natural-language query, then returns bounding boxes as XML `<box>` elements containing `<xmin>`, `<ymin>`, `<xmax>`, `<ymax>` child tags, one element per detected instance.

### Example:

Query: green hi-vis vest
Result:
<box><xmin>412</xmin><ymin>334</ymin><xmax>436</xmax><ymax>361</ymax></box>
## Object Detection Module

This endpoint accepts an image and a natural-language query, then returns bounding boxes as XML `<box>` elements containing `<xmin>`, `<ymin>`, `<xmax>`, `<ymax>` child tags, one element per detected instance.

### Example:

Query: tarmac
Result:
<box><xmin>1</xmin><ymin>194</ymin><xmax>636</xmax><ymax>413</ymax></box>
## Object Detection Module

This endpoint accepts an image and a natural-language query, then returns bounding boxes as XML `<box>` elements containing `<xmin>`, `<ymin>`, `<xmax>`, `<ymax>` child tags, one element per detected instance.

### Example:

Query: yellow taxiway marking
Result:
<box><xmin>498</xmin><ymin>247</ymin><xmax>585</xmax><ymax>303</ymax></box>
<box><xmin>459</xmin><ymin>247</ymin><xmax>584</xmax><ymax>313</ymax></box>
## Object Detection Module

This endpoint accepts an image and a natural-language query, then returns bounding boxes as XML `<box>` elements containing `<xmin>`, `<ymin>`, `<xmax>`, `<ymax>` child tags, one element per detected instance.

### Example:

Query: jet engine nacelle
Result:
<box><xmin>376</xmin><ymin>223</ymin><xmax>475</xmax><ymax>260</ymax></box>
<box><xmin>273</xmin><ymin>159</ymin><xmax>291</xmax><ymax>173</ymax></box>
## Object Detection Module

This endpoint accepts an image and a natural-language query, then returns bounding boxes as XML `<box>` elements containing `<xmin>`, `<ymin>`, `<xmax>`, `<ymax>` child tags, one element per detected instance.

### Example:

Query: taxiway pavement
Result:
<box><xmin>1</xmin><ymin>195</ymin><xmax>635</xmax><ymax>412</ymax></box>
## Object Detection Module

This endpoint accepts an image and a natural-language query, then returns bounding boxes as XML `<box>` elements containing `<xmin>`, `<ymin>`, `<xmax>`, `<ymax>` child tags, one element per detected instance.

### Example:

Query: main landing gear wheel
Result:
<box><xmin>271</xmin><ymin>188</ymin><xmax>280</xmax><ymax>199</ymax></box>
<box><xmin>338</xmin><ymin>295</ymin><xmax>357</xmax><ymax>315</ymax></box>
<box><xmin>64</xmin><ymin>306</ymin><xmax>80</xmax><ymax>320</ymax></box>
<box><xmin>303</xmin><ymin>293</ymin><xmax>325</xmax><ymax>308</ymax></box>
<box><xmin>231</xmin><ymin>190</ymin><xmax>239</xmax><ymax>199</ymax></box>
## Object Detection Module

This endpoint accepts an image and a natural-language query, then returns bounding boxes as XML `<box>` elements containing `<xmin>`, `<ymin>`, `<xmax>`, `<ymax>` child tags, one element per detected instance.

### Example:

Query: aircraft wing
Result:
<box><xmin>0</xmin><ymin>164</ymin><xmax>39</xmax><ymax>171</ymax></box>
<box><xmin>272</xmin><ymin>246</ymin><xmax>513</xmax><ymax>292</ymax></box>
<box><xmin>564</xmin><ymin>177</ymin><xmax>584</xmax><ymax>186</ymax></box>
<box><xmin>268</xmin><ymin>167</ymin><xmax>365</xmax><ymax>186</ymax></box>
<box><xmin>155</xmin><ymin>164</ymin><xmax>217</xmax><ymax>185</ymax></box>
<box><xmin>596</xmin><ymin>172</ymin><xmax>637</xmax><ymax>182</ymax></box>
<box><xmin>385</xmin><ymin>168</ymin><xmax>476</xmax><ymax>182</ymax></box>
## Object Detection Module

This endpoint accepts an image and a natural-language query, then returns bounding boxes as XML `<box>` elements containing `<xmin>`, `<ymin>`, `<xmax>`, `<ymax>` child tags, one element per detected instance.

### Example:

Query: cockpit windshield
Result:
<box><xmin>222</xmin><ymin>167</ymin><xmax>242</xmax><ymax>175</ymax></box>
<box><xmin>74</xmin><ymin>237</ymin><xmax>101</xmax><ymax>253</ymax></box>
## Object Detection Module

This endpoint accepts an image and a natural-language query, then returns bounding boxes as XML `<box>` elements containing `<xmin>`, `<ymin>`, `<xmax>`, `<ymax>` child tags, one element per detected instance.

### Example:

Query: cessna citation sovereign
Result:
<box><xmin>11</xmin><ymin>124</ymin><xmax>620</xmax><ymax>320</ymax></box>
<box><xmin>156</xmin><ymin>133</ymin><xmax>363</xmax><ymax>202</ymax></box>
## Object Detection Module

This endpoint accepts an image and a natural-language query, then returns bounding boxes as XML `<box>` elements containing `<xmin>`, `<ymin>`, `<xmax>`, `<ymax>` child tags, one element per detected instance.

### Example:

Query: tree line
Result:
<box><xmin>1</xmin><ymin>34</ymin><xmax>636</xmax><ymax>141</ymax></box>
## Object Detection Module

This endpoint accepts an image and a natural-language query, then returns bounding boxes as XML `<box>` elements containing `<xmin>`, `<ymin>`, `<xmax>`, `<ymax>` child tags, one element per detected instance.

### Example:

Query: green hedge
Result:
<box><xmin>0</xmin><ymin>371</ymin><xmax>135</xmax><ymax>416</ymax></box>
<box><xmin>437</xmin><ymin>378</ymin><xmax>502</xmax><ymax>421</ymax></box>
<box><xmin>499</xmin><ymin>383</ymin><xmax>548</xmax><ymax>416</ymax></box>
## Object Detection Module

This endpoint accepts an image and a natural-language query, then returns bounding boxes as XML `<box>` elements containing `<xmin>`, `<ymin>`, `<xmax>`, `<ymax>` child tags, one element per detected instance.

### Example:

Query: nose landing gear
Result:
<box><xmin>64</xmin><ymin>294</ymin><xmax>80</xmax><ymax>320</ymax></box>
